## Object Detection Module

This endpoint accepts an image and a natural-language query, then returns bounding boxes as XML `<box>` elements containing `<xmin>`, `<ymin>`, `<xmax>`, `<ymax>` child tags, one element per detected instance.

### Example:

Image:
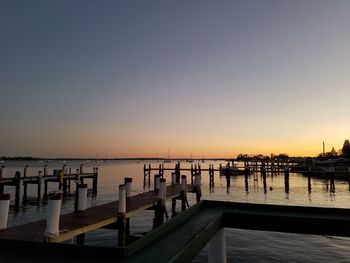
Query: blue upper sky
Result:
<box><xmin>1</xmin><ymin>1</ymin><xmax>350</xmax><ymax>157</ymax></box>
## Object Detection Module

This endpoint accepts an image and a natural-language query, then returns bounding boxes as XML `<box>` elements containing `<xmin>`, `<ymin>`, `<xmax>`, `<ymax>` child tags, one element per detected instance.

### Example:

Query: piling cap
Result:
<box><xmin>0</xmin><ymin>193</ymin><xmax>10</xmax><ymax>200</ymax></box>
<box><xmin>124</xmin><ymin>177</ymin><xmax>132</xmax><ymax>183</ymax></box>
<box><xmin>49</xmin><ymin>191</ymin><xmax>63</xmax><ymax>200</ymax></box>
<box><xmin>78</xmin><ymin>183</ymin><xmax>88</xmax><ymax>188</ymax></box>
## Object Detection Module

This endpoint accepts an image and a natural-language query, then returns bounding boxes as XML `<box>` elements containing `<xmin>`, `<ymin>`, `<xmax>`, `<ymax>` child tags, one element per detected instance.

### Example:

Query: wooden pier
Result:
<box><xmin>0</xmin><ymin>184</ymin><xmax>196</xmax><ymax>244</ymax></box>
<box><xmin>0</xmin><ymin>165</ymin><xmax>98</xmax><ymax>210</ymax></box>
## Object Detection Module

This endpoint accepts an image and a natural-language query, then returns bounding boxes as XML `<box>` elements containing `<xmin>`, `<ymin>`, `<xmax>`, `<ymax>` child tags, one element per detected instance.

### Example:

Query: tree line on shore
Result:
<box><xmin>318</xmin><ymin>139</ymin><xmax>350</xmax><ymax>159</ymax></box>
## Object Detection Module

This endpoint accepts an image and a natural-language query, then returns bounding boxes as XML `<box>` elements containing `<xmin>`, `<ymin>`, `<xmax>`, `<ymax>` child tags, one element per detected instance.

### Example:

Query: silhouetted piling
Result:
<box><xmin>194</xmin><ymin>174</ymin><xmax>202</xmax><ymax>203</ymax></box>
<box><xmin>37</xmin><ymin>171</ymin><xmax>42</xmax><ymax>204</ymax></box>
<box><xmin>284</xmin><ymin>166</ymin><xmax>289</xmax><ymax>194</ymax></box>
<box><xmin>225</xmin><ymin>168</ymin><xmax>231</xmax><ymax>188</ymax></box>
<box><xmin>0</xmin><ymin>166</ymin><xmax>5</xmax><ymax>194</ymax></box>
<box><xmin>22</xmin><ymin>166</ymin><xmax>28</xmax><ymax>204</ymax></box>
<box><xmin>14</xmin><ymin>172</ymin><xmax>21</xmax><ymax>211</ymax></box>
<box><xmin>308</xmin><ymin>175</ymin><xmax>312</xmax><ymax>193</ymax></box>
<box><xmin>180</xmin><ymin>176</ymin><xmax>187</xmax><ymax>211</ymax></box>
<box><xmin>329</xmin><ymin>167</ymin><xmax>335</xmax><ymax>193</ymax></box>
<box><xmin>209</xmin><ymin>164</ymin><xmax>214</xmax><ymax>187</ymax></box>
<box><xmin>262</xmin><ymin>164</ymin><xmax>267</xmax><ymax>191</ymax></box>
<box><xmin>92</xmin><ymin>168</ymin><xmax>98</xmax><ymax>195</ymax></box>
<box><xmin>153</xmin><ymin>178</ymin><xmax>167</xmax><ymax>229</ymax></box>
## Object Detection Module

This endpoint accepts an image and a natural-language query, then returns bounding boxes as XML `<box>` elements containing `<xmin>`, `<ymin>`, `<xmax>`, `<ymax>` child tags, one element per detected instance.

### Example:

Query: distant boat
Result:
<box><xmin>220</xmin><ymin>164</ymin><xmax>246</xmax><ymax>176</ymax></box>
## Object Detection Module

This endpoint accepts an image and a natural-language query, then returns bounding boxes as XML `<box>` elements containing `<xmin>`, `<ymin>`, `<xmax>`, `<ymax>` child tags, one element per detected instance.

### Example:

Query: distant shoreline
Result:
<box><xmin>0</xmin><ymin>157</ymin><xmax>230</xmax><ymax>161</ymax></box>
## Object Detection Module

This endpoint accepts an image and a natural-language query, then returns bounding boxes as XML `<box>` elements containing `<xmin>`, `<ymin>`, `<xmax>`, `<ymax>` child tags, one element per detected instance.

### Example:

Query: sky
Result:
<box><xmin>1</xmin><ymin>0</ymin><xmax>350</xmax><ymax>158</ymax></box>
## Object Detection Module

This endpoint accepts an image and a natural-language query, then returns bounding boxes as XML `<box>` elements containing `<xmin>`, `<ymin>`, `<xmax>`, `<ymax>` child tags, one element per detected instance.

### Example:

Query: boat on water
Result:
<box><xmin>220</xmin><ymin>163</ymin><xmax>247</xmax><ymax>176</ymax></box>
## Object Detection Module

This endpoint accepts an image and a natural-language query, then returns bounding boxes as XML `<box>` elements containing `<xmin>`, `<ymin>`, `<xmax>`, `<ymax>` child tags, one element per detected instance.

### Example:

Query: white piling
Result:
<box><xmin>45</xmin><ymin>191</ymin><xmax>63</xmax><ymax>238</ymax></box>
<box><xmin>0</xmin><ymin>194</ymin><xmax>10</xmax><ymax>230</ymax></box>
<box><xmin>77</xmin><ymin>184</ymin><xmax>88</xmax><ymax>211</ymax></box>
<box><xmin>208</xmin><ymin>228</ymin><xmax>227</xmax><ymax>263</ymax></box>
<box><xmin>124</xmin><ymin>178</ymin><xmax>132</xmax><ymax>198</ymax></box>
<box><xmin>80</xmin><ymin>164</ymin><xmax>84</xmax><ymax>174</ymax></box>
<box><xmin>118</xmin><ymin>184</ymin><xmax>126</xmax><ymax>214</ymax></box>
<box><xmin>159</xmin><ymin>178</ymin><xmax>166</xmax><ymax>200</ymax></box>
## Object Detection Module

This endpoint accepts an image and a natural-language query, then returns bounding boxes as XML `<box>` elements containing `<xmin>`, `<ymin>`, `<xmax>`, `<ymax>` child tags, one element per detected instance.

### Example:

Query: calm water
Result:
<box><xmin>2</xmin><ymin>160</ymin><xmax>350</xmax><ymax>262</ymax></box>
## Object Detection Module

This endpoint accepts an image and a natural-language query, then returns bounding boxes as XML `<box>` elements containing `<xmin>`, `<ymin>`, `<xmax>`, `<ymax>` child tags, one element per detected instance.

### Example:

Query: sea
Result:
<box><xmin>2</xmin><ymin>159</ymin><xmax>350</xmax><ymax>262</ymax></box>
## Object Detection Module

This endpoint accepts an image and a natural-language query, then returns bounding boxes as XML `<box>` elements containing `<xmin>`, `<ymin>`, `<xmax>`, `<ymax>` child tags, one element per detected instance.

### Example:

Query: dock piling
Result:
<box><xmin>0</xmin><ymin>166</ymin><xmax>5</xmax><ymax>194</ymax></box>
<box><xmin>22</xmin><ymin>166</ymin><xmax>28</xmax><ymax>204</ymax></box>
<box><xmin>194</xmin><ymin>173</ymin><xmax>202</xmax><ymax>203</ymax></box>
<box><xmin>181</xmin><ymin>175</ymin><xmax>188</xmax><ymax>211</ymax></box>
<box><xmin>284</xmin><ymin>166</ymin><xmax>289</xmax><ymax>193</ymax></box>
<box><xmin>154</xmin><ymin>175</ymin><xmax>160</xmax><ymax>191</ymax></box>
<box><xmin>92</xmin><ymin>168</ymin><xmax>98</xmax><ymax>195</ymax></box>
<box><xmin>0</xmin><ymin>193</ymin><xmax>10</xmax><ymax>230</ymax></box>
<box><xmin>208</xmin><ymin>228</ymin><xmax>226</xmax><ymax>263</ymax></box>
<box><xmin>153</xmin><ymin>178</ymin><xmax>167</xmax><ymax>229</ymax></box>
<box><xmin>37</xmin><ymin>171</ymin><xmax>42</xmax><ymax>204</ymax></box>
<box><xmin>124</xmin><ymin>177</ymin><xmax>132</xmax><ymax>198</ymax></box>
<box><xmin>117</xmin><ymin>184</ymin><xmax>127</xmax><ymax>247</ymax></box>
<box><xmin>45</xmin><ymin>191</ymin><xmax>63</xmax><ymax>239</ymax></box>
<box><xmin>14</xmin><ymin>172</ymin><xmax>21</xmax><ymax>211</ymax></box>
<box><xmin>77</xmin><ymin>184</ymin><xmax>88</xmax><ymax>211</ymax></box>
<box><xmin>171</xmin><ymin>172</ymin><xmax>177</xmax><ymax>185</ymax></box>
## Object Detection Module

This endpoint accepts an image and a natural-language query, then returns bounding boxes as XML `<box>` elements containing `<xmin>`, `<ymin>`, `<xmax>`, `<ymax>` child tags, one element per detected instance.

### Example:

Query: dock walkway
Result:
<box><xmin>0</xmin><ymin>184</ymin><xmax>194</xmax><ymax>243</ymax></box>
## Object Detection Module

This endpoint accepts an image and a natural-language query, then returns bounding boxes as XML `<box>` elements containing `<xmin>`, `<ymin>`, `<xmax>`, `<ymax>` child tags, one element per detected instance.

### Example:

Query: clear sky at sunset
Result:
<box><xmin>1</xmin><ymin>1</ymin><xmax>350</xmax><ymax>158</ymax></box>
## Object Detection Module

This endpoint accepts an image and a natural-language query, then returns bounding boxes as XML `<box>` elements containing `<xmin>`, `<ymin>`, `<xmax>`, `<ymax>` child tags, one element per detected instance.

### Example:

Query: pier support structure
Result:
<box><xmin>0</xmin><ymin>193</ymin><xmax>10</xmax><ymax>230</ymax></box>
<box><xmin>208</xmin><ymin>228</ymin><xmax>226</xmax><ymax>263</ymax></box>
<box><xmin>118</xmin><ymin>184</ymin><xmax>127</xmax><ymax>247</ymax></box>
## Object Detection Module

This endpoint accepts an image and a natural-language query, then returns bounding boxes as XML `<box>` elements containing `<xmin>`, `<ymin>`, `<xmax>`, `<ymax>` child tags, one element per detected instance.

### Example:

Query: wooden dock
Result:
<box><xmin>0</xmin><ymin>184</ymin><xmax>195</xmax><ymax>243</ymax></box>
<box><xmin>2</xmin><ymin>200</ymin><xmax>350</xmax><ymax>262</ymax></box>
<box><xmin>0</xmin><ymin>166</ymin><xmax>98</xmax><ymax>210</ymax></box>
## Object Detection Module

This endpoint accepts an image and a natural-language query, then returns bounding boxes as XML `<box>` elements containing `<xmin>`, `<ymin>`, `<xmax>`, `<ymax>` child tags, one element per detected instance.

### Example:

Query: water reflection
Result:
<box><xmin>2</xmin><ymin>160</ymin><xmax>350</xmax><ymax>228</ymax></box>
